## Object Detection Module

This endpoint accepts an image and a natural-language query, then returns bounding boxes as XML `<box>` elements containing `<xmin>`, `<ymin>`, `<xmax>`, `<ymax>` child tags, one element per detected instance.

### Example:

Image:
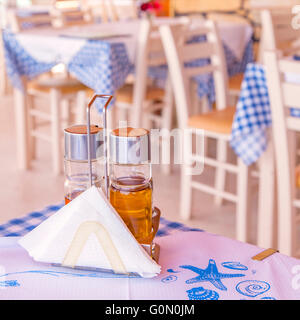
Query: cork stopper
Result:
<box><xmin>112</xmin><ymin>127</ymin><xmax>149</xmax><ymax>138</ymax></box>
<box><xmin>65</xmin><ymin>125</ymin><xmax>102</xmax><ymax>135</ymax></box>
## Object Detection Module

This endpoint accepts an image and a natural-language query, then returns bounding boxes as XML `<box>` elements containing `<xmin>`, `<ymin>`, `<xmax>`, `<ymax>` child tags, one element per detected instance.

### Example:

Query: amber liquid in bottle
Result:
<box><xmin>110</xmin><ymin>176</ymin><xmax>153</xmax><ymax>244</ymax></box>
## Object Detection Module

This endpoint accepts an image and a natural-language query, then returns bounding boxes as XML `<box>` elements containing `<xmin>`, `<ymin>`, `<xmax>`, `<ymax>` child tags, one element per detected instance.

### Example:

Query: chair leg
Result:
<box><xmin>161</xmin><ymin>95</ymin><xmax>173</xmax><ymax>175</ymax></box>
<box><xmin>142</xmin><ymin>102</ymin><xmax>152</xmax><ymax>130</ymax></box>
<box><xmin>236</xmin><ymin>158</ymin><xmax>251</xmax><ymax>242</ymax></box>
<box><xmin>14</xmin><ymin>87</ymin><xmax>30</xmax><ymax>170</ymax></box>
<box><xmin>27</xmin><ymin>94</ymin><xmax>36</xmax><ymax>161</ymax></box>
<box><xmin>278</xmin><ymin>132</ymin><xmax>297</xmax><ymax>256</ymax></box>
<box><xmin>190</xmin><ymin>81</ymin><xmax>200</xmax><ymax>115</ymax></box>
<box><xmin>201</xmin><ymin>96</ymin><xmax>210</xmax><ymax>114</ymax></box>
<box><xmin>61</xmin><ymin>98</ymin><xmax>70</xmax><ymax>128</ymax></box>
<box><xmin>257</xmin><ymin>140</ymin><xmax>276</xmax><ymax>249</ymax></box>
<box><xmin>117</xmin><ymin>106</ymin><xmax>128</xmax><ymax>125</ymax></box>
<box><xmin>107</xmin><ymin>106</ymin><xmax>114</xmax><ymax>130</ymax></box>
<box><xmin>180</xmin><ymin>130</ymin><xmax>193</xmax><ymax>220</ymax></box>
<box><xmin>214</xmin><ymin>139</ymin><xmax>227</xmax><ymax>206</ymax></box>
<box><xmin>75</xmin><ymin>90</ymin><xmax>86</xmax><ymax>124</ymax></box>
<box><xmin>50</xmin><ymin>89</ymin><xmax>62</xmax><ymax>175</ymax></box>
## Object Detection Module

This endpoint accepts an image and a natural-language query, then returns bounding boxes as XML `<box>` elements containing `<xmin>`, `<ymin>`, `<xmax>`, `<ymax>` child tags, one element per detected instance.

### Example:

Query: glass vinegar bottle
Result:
<box><xmin>109</xmin><ymin>128</ymin><xmax>153</xmax><ymax>244</ymax></box>
<box><xmin>64</xmin><ymin>125</ymin><xmax>104</xmax><ymax>204</ymax></box>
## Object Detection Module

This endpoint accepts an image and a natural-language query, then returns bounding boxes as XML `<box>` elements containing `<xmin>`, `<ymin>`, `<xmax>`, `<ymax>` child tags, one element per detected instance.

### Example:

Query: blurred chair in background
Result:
<box><xmin>265</xmin><ymin>51</ymin><xmax>300</xmax><ymax>257</ymax></box>
<box><xmin>160</xmin><ymin>21</ymin><xmax>253</xmax><ymax>242</ymax></box>
<box><xmin>111</xmin><ymin>0</ymin><xmax>138</xmax><ymax>21</ymax></box>
<box><xmin>259</xmin><ymin>9</ymin><xmax>300</xmax><ymax>62</ymax></box>
<box><xmin>5</xmin><ymin>10</ymin><xmax>88</xmax><ymax>175</ymax></box>
<box><xmin>7</xmin><ymin>9</ymin><xmax>54</xmax><ymax>31</ymax></box>
<box><xmin>52</xmin><ymin>5</ymin><xmax>93</xmax><ymax>27</ymax></box>
<box><xmin>82</xmin><ymin>0</ymin><xmax>137</xmax><ymax>22</ymax></box>
<box><xmin>114</xmin><ymin>19</ymin><xmax>173</xmax><ymax>138</ymax></box>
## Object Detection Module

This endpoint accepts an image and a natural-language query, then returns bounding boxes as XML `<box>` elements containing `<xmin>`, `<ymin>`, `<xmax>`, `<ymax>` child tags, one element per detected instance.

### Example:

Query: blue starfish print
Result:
<box><xmin>180</xmin><ymin>259</ymin><xmax>245</xmax><ymax>291</ymax></box>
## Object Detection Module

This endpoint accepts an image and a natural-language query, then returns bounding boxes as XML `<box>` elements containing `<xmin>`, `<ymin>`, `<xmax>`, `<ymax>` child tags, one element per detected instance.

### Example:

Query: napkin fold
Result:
<box><xmin>19</xmin><ymin>186</ymin><xmax>161</xmax><ymax>278</ymax></box>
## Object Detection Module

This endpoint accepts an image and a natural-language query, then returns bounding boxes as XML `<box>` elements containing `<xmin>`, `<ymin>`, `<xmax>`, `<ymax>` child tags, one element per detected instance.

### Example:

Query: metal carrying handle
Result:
<box><xmin>87</xmin><ymin>94</ymin><xmax>113</xmax><ymax>198</ymax></box>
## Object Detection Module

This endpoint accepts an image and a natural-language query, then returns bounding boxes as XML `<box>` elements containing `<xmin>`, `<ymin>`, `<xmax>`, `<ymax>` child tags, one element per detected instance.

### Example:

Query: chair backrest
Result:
<box><xmin>53</xmin><ymin>6</ymin><xmax>93</xmax><ymax>27</ymax></box>
<box><xmin>259</xmin><ymin>9</ymin><xmax>300</xmax><ymax>62</ymax></box>
<box><xmin>7</xmin><ymin>9</ymin><xmax>54</xmax><ymax>32</ymax></box>
<box><xmin>264</xmin><ymin>50</ymin><xmax>300</xmax><ymax>256</ymax></box>
<box><xmin>85</xmin><ymin>0</ymin><xmax>118</xmax><ymax>22</ymax></box>
<box><xmin>159</xmin><ymin>20</ymin><xmax>229</xmax><ymax>129</ymax></box>
<box><xmin>112</xmin><ymin>0</ymin><xmax>137</xmax><ymax>21</ymax></box>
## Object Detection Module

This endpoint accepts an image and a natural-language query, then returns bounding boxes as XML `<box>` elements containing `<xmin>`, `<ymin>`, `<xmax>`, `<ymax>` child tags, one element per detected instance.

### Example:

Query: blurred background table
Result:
<box><xmin>3</xmin><ymin>16</ymin><xmax>254</xmax><ymax>171</ymax></box>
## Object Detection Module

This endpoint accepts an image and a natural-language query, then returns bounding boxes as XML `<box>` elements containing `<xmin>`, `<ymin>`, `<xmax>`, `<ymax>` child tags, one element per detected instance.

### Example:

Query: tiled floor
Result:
<box><xmin>0</xmin><ymin>94</ymin><xmax>259</xmax><ymax>243</ymax></box>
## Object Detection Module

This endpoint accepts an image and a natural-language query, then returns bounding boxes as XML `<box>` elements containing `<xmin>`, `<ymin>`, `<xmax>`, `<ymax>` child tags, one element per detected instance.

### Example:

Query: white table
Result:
<box><xmin>0</xmin><ymin>231</ymin><xmax>299</xmax><ymax>300</ymax></box>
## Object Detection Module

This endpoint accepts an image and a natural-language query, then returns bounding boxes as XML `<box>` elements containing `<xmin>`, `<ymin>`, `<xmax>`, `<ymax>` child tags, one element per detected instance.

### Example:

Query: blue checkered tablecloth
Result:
<box><xmin>230</xmin><ymin>62</ymin><xmax>300</xmax><ymax>165</ymax></box>
<box><xmin>0</xmin><ymin>203</ymin><xmax>203</xmax><ymax>238</ymax></box>
<box><xmin>3</xmin><ymin>25</ymin><xmax>253</xmax><ymax>111</ymax></box>
<box><xmin>2</xmin><ymin>30</ymin><xmax>132</xmax><ymax>111</ymax></box>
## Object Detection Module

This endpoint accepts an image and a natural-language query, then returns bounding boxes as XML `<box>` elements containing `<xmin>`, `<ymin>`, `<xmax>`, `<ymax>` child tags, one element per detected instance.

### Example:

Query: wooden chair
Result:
<box><xmin>264</xmin><ymin>51</ymin><xmax>300</xmax><ymax>257</ymax></box>
<box><xmin>159</xmin><ymin>21</ymin><xmax>252</xmax><ymax>242</ymax></box>
<box><xmin>7</xmin><ymin>9</ymin><xmax>54</xmax><ymax>32</ymax></box>
<box><xmin>114</xmin><ymin>19</ymin><xmax>173</xmax><ymax>134</ymax></box>
<box><xmin>81</xmin><ymin>0</ymin><xmax>116</xmax><ymax>23</ymax></box>
<box><xmin>98</xmin><ymin>0</ymin><xmax>119</xmax><ymax>22</ymax></box>
<box><xmin>259</xmin><ymin>9</ymin><xmax>300</xmax><ymax>63</ymax></box>
<box><xmin>53</xmin><ymin>7</ymin><xmax>93</xmax><ymax>27</ymax></box>
<box><xmin>206</xmin><ymin>13</ymin><xmax>250</xmax><ymax>102</ymax></box>
<box><xmin>111</xmin><ymin>0</ymin><xmax>137</xmax><ymax>21</ymax></box>
<box><xmin>7</xmin><ymin>11</ymin><xmax>88</xmax><ymax>174</ymax></box>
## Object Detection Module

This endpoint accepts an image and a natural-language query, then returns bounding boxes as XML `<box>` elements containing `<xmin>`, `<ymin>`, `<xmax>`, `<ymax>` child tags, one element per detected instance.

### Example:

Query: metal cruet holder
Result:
<box><xmin>86</xmin><ymin>95</ymin><xmax>160</xmax><ymax>262</ymax></box>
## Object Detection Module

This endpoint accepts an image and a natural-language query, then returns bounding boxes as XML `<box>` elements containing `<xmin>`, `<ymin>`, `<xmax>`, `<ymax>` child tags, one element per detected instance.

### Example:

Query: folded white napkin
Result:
<box><xmin>19</xmin><ymin>186</ymin><xmax>161</xmax><ymax>278</ymax></box>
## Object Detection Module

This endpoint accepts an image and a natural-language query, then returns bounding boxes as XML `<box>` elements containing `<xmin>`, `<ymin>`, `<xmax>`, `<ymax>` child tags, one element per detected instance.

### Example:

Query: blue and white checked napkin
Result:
<box><xmin>0</xmin><ymin>203</ymin><xmax>203</xmax><ymax>238</ymax></box>
<box><xmin>230</xmin><ymin>62</ymin><xmax>300</xmax><ymax>165</ymax></box>
<box><xmin>230</xmin><ymin>63</ymin><xmax>271</xmax><ymax>165</ymax></box>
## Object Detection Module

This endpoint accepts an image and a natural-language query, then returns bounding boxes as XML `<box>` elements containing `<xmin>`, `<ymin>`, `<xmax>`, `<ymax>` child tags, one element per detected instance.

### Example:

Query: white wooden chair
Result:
<box><xmin>8</xmin><ymin>11</ymin><xmax>88</xmax><ymax>174</ymax></box>
<box><xmin>52</xmin><ymin>6</ymin><xmax>93</xmax><ymax>27</ymax></box>
<box><xmin>186</xmin><ymin>15</ymin><xmax>245</xmax><ymax>111</ymax></box>
<box><xmin>159</xmin><ymin>21</ymin><xmax>252</xmax><ymax>242</ymax></box>
<box><xmin>114</xmin><ymin>19</ymin><xmax>173</xmax><ymax>135</ymax></box>
<box><xmin>259</xmin><ymin>9</ymin><xmax>300</xmax><ymax>63</ymax></box>
<box><xmin>111</xmin><ymin>0</ymin><xmax>137</xmax><ymax>21</ymax></box>
<box><xmin>207</xmin><ymin>14</ymin><xmax>248</xmax><ymax>103</ymax></box>
<box><xmin>264</xmin><ymin>51</ymin><xmax>300</xmax><ymax>257</ymax></box>
<box><xmin>7</xmin><ymin>9</ymin><xmax>54</xmax><ymax>32</ymax></box>
<box><xmin>80</xmin><ymin>0</ymin><xmax>116</xmax><ymax>23</ymax></box>
<box><xmin>99</xmin><ymin>0</ymin><xmax>119</xmax><ymax>22</ymax></box>
<box><xmin>82</xmin><ymin>0</ymin><xmax>136</xmax><ymax>23</ymax></box>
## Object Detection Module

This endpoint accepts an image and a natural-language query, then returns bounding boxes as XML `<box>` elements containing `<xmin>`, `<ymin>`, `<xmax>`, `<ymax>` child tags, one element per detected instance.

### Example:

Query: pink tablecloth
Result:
<box><xmin>0</xmin><ymin>231</ymin><xmax>299</xmax><ymax>300</ymax></box>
